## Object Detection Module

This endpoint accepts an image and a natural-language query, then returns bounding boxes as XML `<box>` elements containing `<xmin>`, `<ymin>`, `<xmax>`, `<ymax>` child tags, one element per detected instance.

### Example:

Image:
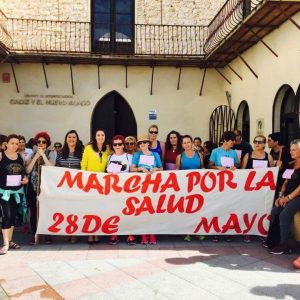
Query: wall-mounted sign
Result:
<box><xmin>2</xmin><ymin>73</ymin><xmax>10</xmax><ymax>83</ymax></box>
<box><xmin>148</xmin><ymin>109</ymin><xmax>157</xmax><ymax>120</ymax></box>
<box><xmin>256</xmin><ymin>118</ymin><xmax>264</xmax><ymax>135</ymax></box>
<box><xmin>9</xmin><ymin>94</ymin><xmax>90</xmax><ymax>106</ymax></box>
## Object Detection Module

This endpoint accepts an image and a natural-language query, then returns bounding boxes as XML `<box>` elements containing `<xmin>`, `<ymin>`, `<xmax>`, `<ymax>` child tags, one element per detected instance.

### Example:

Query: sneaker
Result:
<box><xmin>262</xmin><ymin>241</ymin><xmax>269</xmax><ymax>248</ymax></box>
<box><xmin>293</xmin><ymin>256</ymin><xmax>300</xmax><ymax>269</ymax></box>
<box><xmin>44</xmin><ymin>236</ymin><xmax>52</xmax><ymax>244</ymax></box>
<box><xmin>141</xmin><ymin>235</ymin><xmax>148</xmax><ymax>244</ymax></box>
<box><xmin>197</xmin><ymin>235</ymin><xmax>206</xmax><ymax>241</ymax></box>
<box><xmin>184</xmin><ymin>235</ymin><xmax>192</xmax><ymax>242</ymax></box>
<box><xmin>225</xmin><ymin>236</ymin><xmax>233</xmax><ymax>242</ymax></box>
<box><xmin>70</xmin><ymin>236</ymin><xmax>78</xmax><ymax>244</ymax></box>
<box><xmin>269</xmin><ymin>244</ymin><xmax>292</xmax><ymax>255</ymax></box>
<box><xmin>127</xmin><ymin>235</ymin><xmax>136</xmax><ymax>245</ymax></box>
<box><xmin>28</xmin><ymin>236</ymin><xmax>36</xmax><ymax>246</ymax></box>
<box><xmin>243</xmin><ymin>235</ymin><xmax>252</xmax><ymax>243</ymax></box>
<box><xmin>149</xmin><ymin>234</ymin><xmax>156</xmax><ymax>245</ymax></box>
<box><xmin>109</xmin><ymin>235</ymin><xmax>119</xmax><ymax>245</ymax></box>
<box><xmin>212</xmin><ymin>236</ymin><xmax>219</xmax><ymax>243</ymax></box>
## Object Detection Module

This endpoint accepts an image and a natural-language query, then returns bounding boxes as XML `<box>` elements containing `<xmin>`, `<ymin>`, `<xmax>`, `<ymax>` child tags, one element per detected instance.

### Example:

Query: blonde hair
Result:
<box><xmin>148</xmin><ymin>124</ymin><xmax>158</xmax><ymax>131</ymax></box>
<box><xmin>125</xmin><ymin>136</ymin><xmax>137</xmax><ymax>144</ymax></box>
<box><xmin>254</xmin><ymin>134</ymin><xmax>266</xmax><ymax>144</ymax></box>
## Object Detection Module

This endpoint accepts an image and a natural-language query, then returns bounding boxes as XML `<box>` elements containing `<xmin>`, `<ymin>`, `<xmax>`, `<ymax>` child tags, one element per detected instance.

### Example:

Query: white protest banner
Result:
<box><xmin>37</xmin><ymin>166</ymin><xmax>278</xmax><ymax>236</ymax></box>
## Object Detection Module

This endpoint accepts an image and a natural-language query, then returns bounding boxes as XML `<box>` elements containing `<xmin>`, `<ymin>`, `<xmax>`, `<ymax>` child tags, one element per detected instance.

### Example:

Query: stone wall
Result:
<box><xmin>0</xmin><ymin>0</ymin><xmax>90</xmax><ymax>21</ymax></box>
<box><xmin>1</xmin><ymin>0</ymin><xmax>225</xmax><ymax>24</ymax></box>
<box><xmin>136</xmin><ymin>0</ymin><xmax>226</xmax><ymax>25</ymax></box>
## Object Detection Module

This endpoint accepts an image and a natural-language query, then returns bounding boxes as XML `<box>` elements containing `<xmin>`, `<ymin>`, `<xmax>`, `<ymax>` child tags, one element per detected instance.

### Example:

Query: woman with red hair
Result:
<box><xmin>26</xmin><ymin>131</ymin><xmax>53</xmax><ymax>245</ymax></box>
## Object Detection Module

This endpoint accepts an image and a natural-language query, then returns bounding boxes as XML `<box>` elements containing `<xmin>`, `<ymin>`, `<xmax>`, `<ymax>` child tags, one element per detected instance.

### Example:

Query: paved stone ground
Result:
<box><xmin>0</xmin><ymin>232</ymin><xmax>300</xmax><ymax>300</ymax></box>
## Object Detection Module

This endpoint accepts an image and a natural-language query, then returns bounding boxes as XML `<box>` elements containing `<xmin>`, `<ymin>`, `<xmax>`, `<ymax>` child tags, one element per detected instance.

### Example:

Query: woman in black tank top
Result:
<box><xmin>0</xmin><ymin>134</ymin><xmax>28</xmax><ymax>255</ymax></box>
<box><xmin>242</xmin><ymin>135</ymin><xmax>274</xmax><ymax>169</ymax></box>
<box><xmin>241</xmin><ymin>135</ymin><xmax>273</xmax><ymax>243</ymax></box>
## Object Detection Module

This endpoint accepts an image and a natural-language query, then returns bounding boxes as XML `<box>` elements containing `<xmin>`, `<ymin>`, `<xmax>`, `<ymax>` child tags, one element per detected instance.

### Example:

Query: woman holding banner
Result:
<box><xmin>56</xmin><ymin>130</ymin><xmax>83</xmax><ymax>170</ymax></box>
<box><xmin>164</xmin><ymin>130</ymin><xmax>182</xmax><ymax>170</ymax></box>
<box><xmin>208</xmin><ymin>131</ymin><xmax>238</xmax><ymax>242</ymax></box>
<box><xmin>241</xmin><ymin>134</ymin><xmax>273</xmax><ymax>242</ymax></box>
<box><xmin>267</xmin><ymin>139</ymin><xmax>300</xmax><ymax>255</ymax></box>
<box><xmin>176</xmin><ymin>135</ymin><xmax>203</xmax><ymax>242</ymax></box>
<box><xmin>148</xmin><ymin>124</ymin><xmax>165</xmax><ymax>161</ymax></box>
<box><xmin>124</xmin><ymin>136</ymin><xmax>137</xmax><ymax>155</ymax></box>
<box><xmin>130</xmin><ymin>135</ymin><xmax>163</xmax><ymax>244</ymax></box>
<box><xmin>81</xmin><ymin>128</ymin><xmax>110</xmax><ymax>244</ymax></box>
<box><xmin>106</xmin><ymin>135</ymin><xmax>135</xmax><ymax>245</ymax></box>
<box><xmin>26</xmin><ymin>131</ymin><xmax>53</xmax><ymax>245</ymax></box>
<box><xmin>56</xmin><ymin>130</ymin><xmax>84</xmax><ymax>243</ymax></box>
<box><xmin>0</xmin><ymin>134</ymin><xmax>28</xmax><ymax>255</ymax></box>
<box><xmin>241</xmin><ymin>135</ymin><xmax>273</xmax><ymax>170</ymax></box>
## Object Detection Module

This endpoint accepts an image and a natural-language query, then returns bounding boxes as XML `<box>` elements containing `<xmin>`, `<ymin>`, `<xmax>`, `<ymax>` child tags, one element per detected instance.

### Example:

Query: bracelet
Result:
<box><xmin>287</xmin><ymin>195</ymin><xmax>293</xmax><ymax>201</ymax></box>
<box><xmin>279</xmin><ymin>192</ymin><xmax>283</xmax><ymax>197</ymax></box>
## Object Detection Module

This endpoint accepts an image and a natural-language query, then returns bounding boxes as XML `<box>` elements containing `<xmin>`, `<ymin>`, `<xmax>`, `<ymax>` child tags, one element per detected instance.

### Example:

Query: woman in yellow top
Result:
<box><xmin>81</xmin><ymin>128</ymin><xmax>110</xmax><ymax>244</ymax></box>
<box><xmin>81</xmin><ymin>129</ymin><xmax>110</xmax><ymax>172</ymax></box>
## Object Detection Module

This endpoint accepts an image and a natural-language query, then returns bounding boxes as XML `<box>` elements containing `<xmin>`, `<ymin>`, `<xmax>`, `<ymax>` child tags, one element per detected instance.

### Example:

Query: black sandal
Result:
<box><xmin>9</xmin><ymin>241</ymin><xmax>21</xmax><ymax>249</ymax></box>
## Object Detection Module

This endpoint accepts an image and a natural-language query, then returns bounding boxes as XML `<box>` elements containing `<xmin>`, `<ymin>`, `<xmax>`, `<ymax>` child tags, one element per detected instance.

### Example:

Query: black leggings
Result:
<box><xmin>0</xmin><ymin>196</ymin><xmax>18</xmax><ymax>229</ymax></box>
<box><xmin>27</xmin><ymin>182</ymin><xmax>38</xmax><ymax>235</ymax></box>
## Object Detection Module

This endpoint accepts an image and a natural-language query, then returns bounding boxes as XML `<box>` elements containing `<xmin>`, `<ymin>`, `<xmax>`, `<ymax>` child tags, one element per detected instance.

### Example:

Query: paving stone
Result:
<box><xmin>1</xmin><ymin>233</ymin><xmax>299</xmax><ymax>300</ymax></box>
<box><xmin>29</xmin><ymin>261</ymin><xmax>85</xmax><ymax>285</ymax></box>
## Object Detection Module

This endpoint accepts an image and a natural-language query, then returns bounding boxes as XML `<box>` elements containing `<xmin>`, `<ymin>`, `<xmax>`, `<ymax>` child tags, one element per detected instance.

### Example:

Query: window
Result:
<box><xmin>92</xmin><ymin>0</ymin><xmax>134</xmax><ymax>54</ymax></box>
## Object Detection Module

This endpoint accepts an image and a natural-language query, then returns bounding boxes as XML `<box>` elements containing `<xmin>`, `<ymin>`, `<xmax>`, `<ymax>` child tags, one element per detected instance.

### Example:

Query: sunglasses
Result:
<box><xmin>125</xmin><ymin>142</ymin><xmax>135</xmax><ymax>146</ymax></box>
<box><xmin>138</xmin><ymin>141</ymin><xmax>149</xmax><ymax>145</ymax></box>
<box><xmin>149</xmin><ymin>131</ymin><xmax>158</xmax><ymax>134</ymax></box>
<box><xmin>253</xmin><ymin>140</ymin><xmax>264</xmax><ymax>144</ymax></box>
<box><xmin>113</xmin><ymin>143</ymin><xmax>123</xmax><ymax>147</ymax></box>
<box><xmin>37</xmin><ymin>140</ymin><xmax>46</xmax><ymax>145</ymax></box>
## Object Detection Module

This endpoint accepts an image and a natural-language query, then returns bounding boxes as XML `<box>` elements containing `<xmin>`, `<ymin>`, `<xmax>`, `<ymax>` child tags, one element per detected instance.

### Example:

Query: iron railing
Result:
<box><xmin>0</xmin><ymin>0</ymin><xmax>266</xmax><ymax>57</ymax></box>
<box><xmin>204</xmin><ymin>0</ymin><xmax>264</xmax><ymax>54</ymax></box>
<box><xmin>0</xmin><ymin>10</ymin><xmax>13</xmax><ymax>49</ymax></box>
<box><xmin>5</xmin><ymin>18</ymin><xmax>208</xmax><ymax>57</ymax></box>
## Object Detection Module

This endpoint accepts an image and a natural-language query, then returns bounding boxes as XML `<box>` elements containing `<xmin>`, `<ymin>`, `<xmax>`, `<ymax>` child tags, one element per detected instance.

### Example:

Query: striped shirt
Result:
<box><xmin>56</xmin><ymin>151</ymin><xmax>81</xmax><ymax>169</ymax></box>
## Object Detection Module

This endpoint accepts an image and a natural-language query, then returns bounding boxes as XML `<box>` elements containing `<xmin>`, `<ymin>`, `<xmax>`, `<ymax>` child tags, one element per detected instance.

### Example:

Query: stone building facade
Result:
<box><xmin>2</xmin><ymin>0</ymin><xmax>226</xmax><ymax>24</ymax></box>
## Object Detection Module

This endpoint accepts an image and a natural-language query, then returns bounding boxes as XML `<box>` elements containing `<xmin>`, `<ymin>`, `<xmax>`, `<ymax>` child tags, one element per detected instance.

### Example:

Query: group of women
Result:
<box><xmin>0</xmin><ymin>126</ymin><xmax>300</xmax><ymax>269</ymax></box>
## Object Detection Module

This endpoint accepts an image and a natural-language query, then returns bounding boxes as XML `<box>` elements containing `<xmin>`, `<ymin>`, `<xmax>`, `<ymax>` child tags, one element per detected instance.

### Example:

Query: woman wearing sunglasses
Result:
<box><xmin>26</xmin><ymin>131</ymin><xmax>53</xmax><ymax>245</ymax></box>
<box><xmin>124</xmin><ymin>136</ymin><xmax>137</xmax><ymax>155</ymax></box>
<box><xmin>81</xmin><ymin>128</ymin><xmax>110</xmax><ymax>244</ymax></box>
<box><xmin>106</xmin><ymin>135</ymin><xmax>135</xmax><ymax>245</ymax></box>
<box><xmin>148</xmin><ymin>125</ymin><xmax>165</xmax><ymax>161</ymax></box>
<box><xmin>56</xmin><ymin>130</ymin><xmax>84</xmax><ymax>243</ymax></box>
<box><xmin>241</xmin><ymin>135</ymin><xmax>273</xmax><ymax>243</ymax></box>
<box><xmin>130</xmin><ymin>135</ymin><xmax>163</xmax><ymax>244</ymax></box>
<box><xmin>0</xmin><ymin>134</ymin><xmax>28</xmax><ymax>255</ymax></box>
<box><xmin>242</xmin><ymin>135</ymin><xmax>274</xmax><ymax>169</ymax></box>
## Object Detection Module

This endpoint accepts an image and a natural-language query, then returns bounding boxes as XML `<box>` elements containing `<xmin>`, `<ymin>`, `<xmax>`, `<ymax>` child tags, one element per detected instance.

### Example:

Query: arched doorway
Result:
<box><xmin>209</xmin><ymin>105</ymin><xmax>236</xmax><ymax>144</ymax></box>
<box><xmin>273</xmin><ymin>84</ymin><xmax>299</xmax><ymax>146</ymax></box>
<box><xmin>91</xmin><ymin>91</ymin><xmax>137</xmax><ymax>139</ymax></box>
<box><xmin>236</xmin><ymin>100</ymin><xmax>250</xmax><ymax>142</ymax></box>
